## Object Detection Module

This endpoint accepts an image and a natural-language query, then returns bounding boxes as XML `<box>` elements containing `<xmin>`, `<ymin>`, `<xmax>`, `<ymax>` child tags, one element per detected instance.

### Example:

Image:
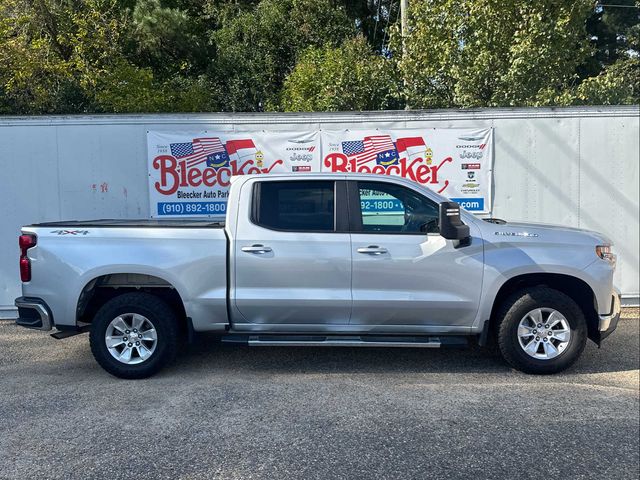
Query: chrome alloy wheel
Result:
<box><xmin>105</xmin><ymin>313</ymin><xmax>158</xmax><ymax>365</ymax></box>
<box><xmin>517</xmin><ymin>308</ymin><xmax>571</xmax><ymax>360</ymax></box>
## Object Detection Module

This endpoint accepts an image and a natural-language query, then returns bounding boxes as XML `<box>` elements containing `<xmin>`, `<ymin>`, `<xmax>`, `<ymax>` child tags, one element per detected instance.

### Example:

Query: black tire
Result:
<box><xmin>496</xmin><ymin>286</ymin><xmax>587</xmax><ymax>374</ymax></box>
<box><xmin>89</xmin><ymin>292</ymin><xmax>179</xmax><ymax>379</ymax></box>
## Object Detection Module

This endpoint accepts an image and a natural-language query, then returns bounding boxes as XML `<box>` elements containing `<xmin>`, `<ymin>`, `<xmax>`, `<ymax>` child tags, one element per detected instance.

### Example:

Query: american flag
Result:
<box><xmin>341</xmin><ymin>135</ymin><xmax>398</xmax><ymax>166</ymax></box>
<box><xmin>169</xmin><ymin>138</ymin><xmax>228</xmax><ymax>168</ymax></box>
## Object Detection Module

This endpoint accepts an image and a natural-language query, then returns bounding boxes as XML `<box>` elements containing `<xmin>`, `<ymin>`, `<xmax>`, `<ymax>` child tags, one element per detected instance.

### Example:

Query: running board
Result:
<box><xmin>50</xmin><ymin>325</ymin><xmax>91</xmax><ymax>339</ymax></box>
<box><xmin>221</xmin><ymin>334</ymin><xmax>468</xmax><ymax>348</ymax></box>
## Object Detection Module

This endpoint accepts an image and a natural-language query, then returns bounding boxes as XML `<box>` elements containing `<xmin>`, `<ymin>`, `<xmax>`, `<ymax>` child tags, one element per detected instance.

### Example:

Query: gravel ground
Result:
<box><xmin>0</xmin><ymin>315</ymin><xmax>638</xmax><ymax>480</ymax></box>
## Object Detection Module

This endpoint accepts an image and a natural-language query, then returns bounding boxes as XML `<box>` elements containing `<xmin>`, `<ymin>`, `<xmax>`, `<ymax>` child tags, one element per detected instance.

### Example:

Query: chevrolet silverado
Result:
<box><xmin>15</xmin><ymin>173</ymin><xmax>621</xmax><ymax>378</ymax></box>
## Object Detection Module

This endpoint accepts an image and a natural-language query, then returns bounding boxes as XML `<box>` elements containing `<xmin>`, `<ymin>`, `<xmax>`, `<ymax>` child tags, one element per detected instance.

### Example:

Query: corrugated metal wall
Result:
<box><xmin>1</xmin><ymin>106</ymin><xmax>638</xmax><ymax>317</ymax></box>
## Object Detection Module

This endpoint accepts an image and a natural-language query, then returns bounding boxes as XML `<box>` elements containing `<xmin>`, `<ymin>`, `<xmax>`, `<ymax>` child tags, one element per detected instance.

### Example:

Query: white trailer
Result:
<box><xmin>0</xmin><ymin>106</ymin><xmax>638</xmax><ymax>316</ymax></box>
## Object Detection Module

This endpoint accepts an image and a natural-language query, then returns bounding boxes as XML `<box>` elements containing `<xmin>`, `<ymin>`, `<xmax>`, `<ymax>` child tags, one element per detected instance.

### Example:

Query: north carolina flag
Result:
<box><xmin>225</xmin><ymin>139</ymin><xmax>257</xmax><ymax>162</ymax></box>
<box><xmin>396</xmin><ymin>137</ymin><xmax>426</xmax><ymax>160</ymax></box>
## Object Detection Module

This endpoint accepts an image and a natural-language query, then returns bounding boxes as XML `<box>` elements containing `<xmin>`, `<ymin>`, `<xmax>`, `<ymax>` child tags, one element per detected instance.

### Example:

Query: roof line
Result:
<box><xmin>1</xmin><ymin>106</ymin><xmax>638</xmax><ymax>127</ymax></box>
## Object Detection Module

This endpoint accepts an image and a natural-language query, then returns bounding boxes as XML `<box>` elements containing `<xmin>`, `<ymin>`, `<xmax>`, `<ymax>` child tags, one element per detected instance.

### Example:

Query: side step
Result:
<box><xmin>221</xmin><ymin>334</ymin><xmax>468</xmax><ymax>348</ymax></box>
<box><xmin>50</xmin><ymin>325</ymin><xmax>91</xmax><ymax>339</ymax></box>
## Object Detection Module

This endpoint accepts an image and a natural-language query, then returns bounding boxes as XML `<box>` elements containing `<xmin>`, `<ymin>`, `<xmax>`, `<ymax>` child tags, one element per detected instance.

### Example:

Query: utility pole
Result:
<box><xmin>400</xmin><ymin>0</ymin><xmax>408</xmax><ymax>39</ymax></box>
<box><xmin>400</xmin><ymin>0</ymin><xmax>410</xmax><ymax>109</ymax></box>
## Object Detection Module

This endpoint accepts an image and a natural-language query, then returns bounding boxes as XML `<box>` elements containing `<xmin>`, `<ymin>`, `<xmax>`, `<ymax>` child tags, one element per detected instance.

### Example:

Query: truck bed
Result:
<box><xmin>29</xmin><ymin>219</ymin><xmax>225</xmax><ymax>228</ymax></box>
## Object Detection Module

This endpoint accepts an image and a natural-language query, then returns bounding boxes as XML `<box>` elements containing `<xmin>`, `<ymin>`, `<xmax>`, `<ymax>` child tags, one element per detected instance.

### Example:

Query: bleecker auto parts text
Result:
<box><xmin>177</xmin><ymin>190</ymin><xmax>229</xmax><ymax>199</ymax></box>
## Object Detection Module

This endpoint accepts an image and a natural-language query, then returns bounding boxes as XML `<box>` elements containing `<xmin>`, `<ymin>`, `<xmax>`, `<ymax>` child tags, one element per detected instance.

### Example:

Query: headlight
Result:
<box><xmin>596</xmin><ymin>245</ymin><xmax>616</xmax><ymax>265</ymax></box>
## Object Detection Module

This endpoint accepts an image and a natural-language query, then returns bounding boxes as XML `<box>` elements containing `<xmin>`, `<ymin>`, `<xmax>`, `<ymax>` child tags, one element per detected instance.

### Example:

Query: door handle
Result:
<box><xmin>241</xmin><ymin>244</ymin><xmax>272</xmax><ymax>254</ymax></box>
<box><xmin>357</xmin><ymin>245</ymin><xmax>388</xmax><ymax>255</ymax></box>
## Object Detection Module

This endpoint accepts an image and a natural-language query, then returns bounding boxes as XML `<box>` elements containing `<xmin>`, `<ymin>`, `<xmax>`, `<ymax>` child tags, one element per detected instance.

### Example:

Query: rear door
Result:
<box><xmin>348</xmin><ymin>180</ymin><xmax>483</xmax><ymax>330</ymax></box>
<box><xmin>232</xmin><ymin>178</ymin><xmax>352</xmax><ymax>330</ymax></box>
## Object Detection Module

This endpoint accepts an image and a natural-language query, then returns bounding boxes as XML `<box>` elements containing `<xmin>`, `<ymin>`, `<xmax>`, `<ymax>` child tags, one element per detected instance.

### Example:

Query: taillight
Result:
<box><xmin>19</xmin><ymin>234</ymin><xmax>36</xmax><ymax>282</ymax></box>
<box><xmin>20</xmin><ymin>257</ymin><xmax>31</xmax><ymax>282</ymax></box>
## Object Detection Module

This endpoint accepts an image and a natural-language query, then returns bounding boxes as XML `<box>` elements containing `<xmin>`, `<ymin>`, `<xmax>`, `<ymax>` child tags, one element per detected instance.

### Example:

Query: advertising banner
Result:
<box><xmin>147</xmin><ymin>130</ymin><xmax>320</xmax><ymax>216</ymax></box>
<box><xmin>147</xmin><ymin>128</ymin><xmax>492</xmax><ymax>216</ymax></box>
<box><xmin>321</xmin><ymin>128</ymin><xmax>492</xmax><ymax>212</ymax></box>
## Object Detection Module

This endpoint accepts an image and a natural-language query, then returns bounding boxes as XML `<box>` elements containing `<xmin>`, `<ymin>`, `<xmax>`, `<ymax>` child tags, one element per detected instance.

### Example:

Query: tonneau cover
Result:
<box><xmin>29</xmin><ymin>219</ymin><xmax>225</xmax><ymax>228</ymax></box>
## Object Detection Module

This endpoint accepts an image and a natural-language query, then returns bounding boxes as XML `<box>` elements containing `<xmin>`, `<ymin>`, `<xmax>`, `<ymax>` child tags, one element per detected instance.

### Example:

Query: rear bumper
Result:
<box><xmin>14</xmin><ymin>297</ymin><xmax>53</xmax><ymax>331</ymax></box>
<box><xmin>598</xmin><ymin>292</ymin><xmax>621</xmax><ymax>342</ymax></box>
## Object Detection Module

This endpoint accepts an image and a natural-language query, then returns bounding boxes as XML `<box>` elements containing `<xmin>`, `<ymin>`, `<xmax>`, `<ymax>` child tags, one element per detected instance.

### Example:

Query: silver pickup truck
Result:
<box><xmin>15</xmin><ymin>173</ymin><xmax>621</xmax><ymax>378</ymax></box>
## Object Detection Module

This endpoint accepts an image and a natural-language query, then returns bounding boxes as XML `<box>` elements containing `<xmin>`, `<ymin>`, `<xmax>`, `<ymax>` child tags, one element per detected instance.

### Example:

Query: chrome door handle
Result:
<box><xmin>241</xmin><ymin>244</ymin><xmax>272</xmax><ymax>254</ymax></box>
<box><xmin>357</xmin><ymin>245</ymin><xmax>388</xmax><ymax>255</ymax></box>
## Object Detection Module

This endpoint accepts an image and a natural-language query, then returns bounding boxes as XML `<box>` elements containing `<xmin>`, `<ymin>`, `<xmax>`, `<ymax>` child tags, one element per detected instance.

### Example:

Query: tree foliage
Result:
<box><xmin>0</xmin><ymin>0</ymin><xmax>637</xmax><ymax>114</ymax></box>
<box><xmin>395</xmin><ymin>0</ymin><xmax>596</xmax><ymax>108</ymax></box>
<box><xmin>281</xmin><ymin>35</ymin><xmax>400</xmax><ymax>111</ymax></box>
<box><xmin>211</xmin><ymin>0</ymin><xmax>355</xmax><ymax>111</ymax></box>
<box><xmin>0</xmin><ymin>0</ymin><xmax>127</xmax><ymax>113</ymax></box>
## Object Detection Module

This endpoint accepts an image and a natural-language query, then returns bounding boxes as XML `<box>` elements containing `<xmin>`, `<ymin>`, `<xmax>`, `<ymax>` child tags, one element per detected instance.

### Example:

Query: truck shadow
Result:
<box><xmin>173</xmin><ymin>318</ymin><xmax>639</xmax><ymax>378</ymax></box>
<box><xmin>2</xmin><ymin>319</ymin><xmax>636</xmax><ymax>380</ymax></box>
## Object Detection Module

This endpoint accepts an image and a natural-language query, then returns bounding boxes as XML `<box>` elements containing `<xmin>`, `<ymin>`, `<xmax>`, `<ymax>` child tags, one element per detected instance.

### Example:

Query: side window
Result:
<box><xmin>357</xmin><ymin>181</ymin><xmax>439</xmax><ymax>234</ymax></box>
<box><xmin>254</xmin><ymin>181</ymin><xmax>335</xmax><ymax>232</ymax></box>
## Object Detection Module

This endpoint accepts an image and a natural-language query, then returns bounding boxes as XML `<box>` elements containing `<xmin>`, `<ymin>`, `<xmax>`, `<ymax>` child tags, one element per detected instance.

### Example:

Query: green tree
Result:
<box><xmin>538</xmin><ymin>56</ymin><xmax>640</xmax><ymax>106</ymax></box>
<box><xmin>1</xmin><ymin>0</ymin><xmax>637</xmax><ymax>114</ymax></box>
<box><xmin>340</xmin><ymin>0</ymin><xmax>400</xmax><ymax>51</ymax></box>
<box><xmin>281</xmin><ymin>35</ymin><xmax>400</xmax><ymax>111</ymax></box>
<box><xmin>394</xmin><ymin>0</ymin><xmax>597</xmax><ymax>108</ymax></box>
<box><xmin>0</xmin><ymin>0</ymin><xmax>223</xmax><ymax>113</ymax></box>
<box><xmin>130</xmin><ymin>0</ymin><xmax>212</xmax><ymax>76</ymax></box>
<box><xmin>211</xmin><ymin>0</ymin><xmax>355</xmax><ymax>111</ymax></box>
<box><xmin>583</xmin><ymin>1</ymin><xmax>639</xmax><ymax>77</ymax></box>
<box><xmin>0</xmin><ymin>0</ymin><xmax>130</xmax><ymax>113</ymax></box>
<box><xmin>574</xmin><ymin>57</ymin><xmax>640</xmax><ymax>104</ymax></box>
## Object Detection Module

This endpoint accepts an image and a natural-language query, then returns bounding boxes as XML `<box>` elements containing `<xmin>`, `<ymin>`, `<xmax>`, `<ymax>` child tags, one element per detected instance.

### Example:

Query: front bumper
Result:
<box><xmin>14</xmin><ymin>297</ymin><xmax>53</xmax><ymax>331</ymax></box>
<box><xmin>597</xmin><ymin>292</ymin><xmax>621</xmax><ymax>342</ymax></box>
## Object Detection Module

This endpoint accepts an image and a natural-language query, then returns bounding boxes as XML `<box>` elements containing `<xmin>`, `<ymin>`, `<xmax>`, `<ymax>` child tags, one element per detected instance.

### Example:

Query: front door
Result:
<box><xmin>232</xmin><ymin>179</ymin><xmax>351</xmax><ymax>330</ymax></box>
<box><xmin>349</xmin><ymin>180</ymin><xmax>484</xmax><ymax>330</ymax></box>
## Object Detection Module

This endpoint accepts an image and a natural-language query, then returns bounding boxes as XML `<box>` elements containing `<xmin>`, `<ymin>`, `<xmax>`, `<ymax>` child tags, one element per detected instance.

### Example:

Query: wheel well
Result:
<box><xmin>76</xmin><ymin>274</ymin><xmax>188</xmax><ymax>334</ymax></box>
<box><xmin>489</xmin><ymin>273</ymin><xmax>600</xmax><ymax>343</ymax></box>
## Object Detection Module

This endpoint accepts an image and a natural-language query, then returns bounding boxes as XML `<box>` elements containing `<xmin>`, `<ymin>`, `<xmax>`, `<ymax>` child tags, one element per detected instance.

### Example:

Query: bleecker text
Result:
<box><xmin>153</xmin><ymin>155</ymin><xmax>283</xmax><ymax>195</ymax></box>
<box><xmin>324</xmin><ymin>153</ymin><xmax>452</xmax><ymax>193</ymax></box>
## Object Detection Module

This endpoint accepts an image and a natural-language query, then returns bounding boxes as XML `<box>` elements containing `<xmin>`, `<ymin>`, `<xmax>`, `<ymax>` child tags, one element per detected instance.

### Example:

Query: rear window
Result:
<box><xmin>253</xmin><ymin>181</ymin><xmax>335</xmax><ymax>232</ymax></box>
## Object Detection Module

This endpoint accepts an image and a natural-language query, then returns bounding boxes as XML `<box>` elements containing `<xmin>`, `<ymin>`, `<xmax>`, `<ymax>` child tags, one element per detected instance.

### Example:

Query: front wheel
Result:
<box><xmin>496</xmin><ymin>287</ymin><xmax>587</xmax><ymax>374</ymax></box>
<box><xmin>89</xmin><ymin>292</ymin><xmax>179</xmax><ymax>379</ymax></box>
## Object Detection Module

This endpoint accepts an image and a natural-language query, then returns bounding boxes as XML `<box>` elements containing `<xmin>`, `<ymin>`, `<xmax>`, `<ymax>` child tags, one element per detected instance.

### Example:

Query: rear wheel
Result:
<box><xmin>496</xmin><ymin>287</ymin><xmax>587</xmax><ymax>374</ymax></box>
<box><xmin>89</xmin><ymin>292</ymin><xmax>179</xmax><ymax>379</ymax></box>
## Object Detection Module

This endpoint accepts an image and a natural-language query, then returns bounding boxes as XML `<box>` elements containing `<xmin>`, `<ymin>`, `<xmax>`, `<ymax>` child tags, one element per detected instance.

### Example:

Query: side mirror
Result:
<box><xmin>439</xmin><ymin>201</ymin><xmax>470</xmax><ymax>241</ymax></box>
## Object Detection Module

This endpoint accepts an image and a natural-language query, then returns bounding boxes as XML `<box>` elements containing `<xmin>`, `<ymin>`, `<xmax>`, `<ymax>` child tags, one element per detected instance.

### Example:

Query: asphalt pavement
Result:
<box><xmin>1</xmin><ymin>315</ymin><xmax>638</xmax><ymax>480</ymax></box>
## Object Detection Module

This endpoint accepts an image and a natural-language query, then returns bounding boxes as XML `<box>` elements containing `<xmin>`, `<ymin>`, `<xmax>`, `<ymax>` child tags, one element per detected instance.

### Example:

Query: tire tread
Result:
<box><xmin>496</xmin><ymin>286</ymin><xmax>587</xmax><ymax>374</ymax></box>
<box><xmin>89</xmin><ymin>292</ymin><xmax>179</xmax><ymax>379</ymax></box>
